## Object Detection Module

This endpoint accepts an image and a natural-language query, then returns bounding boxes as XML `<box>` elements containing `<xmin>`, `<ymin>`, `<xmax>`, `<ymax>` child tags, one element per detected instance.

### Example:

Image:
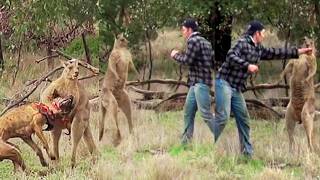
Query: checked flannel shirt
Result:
<box><xmin>173</xmin><ymin>32</ymin><xmax>214</xmax><ymax>87</ymax></box>
<box><xmin>217</xmin><ymin>35</ymin><xmax>299</xmax><ymax>92</ymax></box>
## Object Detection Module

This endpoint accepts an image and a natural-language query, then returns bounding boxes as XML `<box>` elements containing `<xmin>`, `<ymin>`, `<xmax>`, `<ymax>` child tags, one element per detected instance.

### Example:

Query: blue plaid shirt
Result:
<box><xmin>173</xmin><ymin>32</ymin><xmax>214</xmax><ymax>87</ymax></box>
<box><xmin>217</xmin><ymin>35</ymin><xmax>299</xmax><ymax>92</ymax></box>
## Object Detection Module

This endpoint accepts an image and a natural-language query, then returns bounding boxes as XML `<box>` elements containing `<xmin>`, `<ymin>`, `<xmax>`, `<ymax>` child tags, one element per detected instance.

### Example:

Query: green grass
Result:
<box><xmin>1</xmin><ymin>99</ymin><xmax>320</xmax><ymax>179</ymax></box>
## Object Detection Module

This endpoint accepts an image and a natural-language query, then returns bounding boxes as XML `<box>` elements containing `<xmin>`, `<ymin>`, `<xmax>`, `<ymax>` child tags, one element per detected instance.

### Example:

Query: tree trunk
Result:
<box><xmin>281</xmin><ymin>1</ymin><xmax>294</xmax><ymax>97</ymax></box>
<box><xmin>0</xmin><ymin>34</ymin><xmax>4</xmax><ymax>74</ymax></box>
<box><xmin>207</xmin><ymin>2</ymin><xmax>233</xmax><ymax>72</ymax></box>
<box><xmin>12</xmin><ymin>41</ymin><xmax>22</xmax><ymax>86</ymax></box>
<box><xmin>82</xmin><ymin>32</ymin><xmax>92</xmax><ymax>65</ymax></box>
<box><xmin>146</xmin><ymin>30</ymin><xmax>153</xmax><ymax>90</ymax></box>
<box><xmin>282</xmin><ymin>29</ymin><xmax>291</xmax><ymax>97</ymax></box>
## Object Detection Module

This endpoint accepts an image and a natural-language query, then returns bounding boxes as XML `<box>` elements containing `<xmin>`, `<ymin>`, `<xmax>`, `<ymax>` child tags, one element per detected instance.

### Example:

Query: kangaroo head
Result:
<box><xmin>61</xmin><ymin>59</ymin><xmax>79</xmax><ymax>80</ymax></box>
<box><xmin>301</xmin><ymin>36</ymin><xmax>316</xmax><ymax>56</ymax></box>
<box><xmin>114</xmin><ymin>33</ymin><xmax>128</xmax><ymax>48</ymax></box>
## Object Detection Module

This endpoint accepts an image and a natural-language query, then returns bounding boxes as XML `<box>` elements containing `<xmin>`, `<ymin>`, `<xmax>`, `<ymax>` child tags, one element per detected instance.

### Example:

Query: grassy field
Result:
<box><xmin>1</xmin><ymin>108</ymin><xmax>320</xmax><ymax>179</ymax></box>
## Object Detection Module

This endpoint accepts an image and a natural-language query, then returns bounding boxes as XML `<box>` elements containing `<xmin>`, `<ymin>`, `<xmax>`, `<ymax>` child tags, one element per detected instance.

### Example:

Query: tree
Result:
<box><xmin>4</xmin><ymin>0</ymin><xmax>97</xmax><ymax>70</ymax></box>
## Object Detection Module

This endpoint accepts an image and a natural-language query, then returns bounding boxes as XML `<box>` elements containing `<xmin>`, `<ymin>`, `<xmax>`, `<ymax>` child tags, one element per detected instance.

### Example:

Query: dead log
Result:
<box><xmin>245</xmin><ymin>98</ymin><xmax>283</xmax><ymax>119</ymax></box>
<box><xmin>245</xmin><ymin>83</ymin><xmax>289</xmax><ymax>91</ymax></box>
<box><xmin>260</xmin><ymin>97</ymin><xmax>290</xmax><ymax>107</ymax></box>
<box><xmin>132</xmin><ymin>99</ymin><xmax>161</xmax><ymax>110</ymax></box>
<box><xmin>128</xmin><ymin>86</ymin><xmax>166</xmax><ymax>99</ymax></box>
<box><xmin>126</xmin><ymin>79</ymin><xmax>188</xmax><ymax>87</ymax></box>
<box><xmin>35</xmin><ymin>54</ymin><xmax>59</xmax><ymax>63</ymax></box>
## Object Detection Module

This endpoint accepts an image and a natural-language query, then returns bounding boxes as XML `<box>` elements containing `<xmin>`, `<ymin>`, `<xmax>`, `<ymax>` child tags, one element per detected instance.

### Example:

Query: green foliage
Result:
<box><xmin>62</xmin><ymin>35</ymin><xmax>103</xmax><ymax>65</ymax></box>
<box><xmin>2</xmin><ymin>0</ymin><xmax>98</xmax><ymax>56</ymax></box>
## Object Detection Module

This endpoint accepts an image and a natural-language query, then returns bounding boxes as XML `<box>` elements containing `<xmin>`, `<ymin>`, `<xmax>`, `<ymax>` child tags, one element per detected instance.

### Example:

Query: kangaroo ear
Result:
<box><xmin>116</xmin><ymin>33</ymin><xmax>124</xmax><ymax>39</ymax></box>
<box><xmin>60</xmin><ymin>60</ymin><xmax>69</xmax><ymax>67</ymax></box>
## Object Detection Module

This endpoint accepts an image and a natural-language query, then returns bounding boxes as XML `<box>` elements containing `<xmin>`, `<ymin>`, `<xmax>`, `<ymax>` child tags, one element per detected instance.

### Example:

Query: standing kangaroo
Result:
<box><xmin>100</xmin><ymin>34</ymin><xmax>138</xmax><ymax>145</ymax></box>
<box><xmin>279</xmin><ymin>37</ymin><xmax>317</xmax><ymax>152</ymax></box>
<box><xmin>41</xmin><ymin>59</ymin><xmax>98</xmax><ymax>167</ymax></box>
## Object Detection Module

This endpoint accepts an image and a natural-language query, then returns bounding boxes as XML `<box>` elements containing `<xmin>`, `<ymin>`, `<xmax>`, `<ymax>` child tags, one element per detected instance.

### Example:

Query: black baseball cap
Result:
<box><xmin>182</xmin><ymin>18</ymin><xmax>198</xmax><ymax>31</ymax></box>
<box><xmin>246</xmin><ymin>20</ymin><xmax>264</xmax><ymax>35</ymax></box>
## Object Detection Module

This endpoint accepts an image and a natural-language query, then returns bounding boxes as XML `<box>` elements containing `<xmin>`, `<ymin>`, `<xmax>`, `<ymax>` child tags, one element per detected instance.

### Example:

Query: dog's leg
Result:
<box><xmin>117</xmin><ymin>89</ymin><xmax>133</xmax><ymax>134</ymax></box>
<box><xmin>71</xmin><ymin>115</ymin><xmax>86</xmax><ymax>168</ymax></box>
<box><xmin>22</xmin><ymin>136</ymin><xmax>48</xmax><ymax>166</ymax></box>
<box><xmin>33</xmin><ymin>119</ymin><xmax>55</xmax><ymax>160</ymax></box>
<box><xmin>0</xmin><ymin>140</ymin><xmax>26</xmax><ymax>172</ymax></box>
<box><xmin>286</xmin><ymin>103</ymin><xmax>297</xmax><ymax>152</ymax></box>
<box><xmin>302</xmin><ymin>102</ymin><xmax>315</xmax><ymax>152</ymax></box>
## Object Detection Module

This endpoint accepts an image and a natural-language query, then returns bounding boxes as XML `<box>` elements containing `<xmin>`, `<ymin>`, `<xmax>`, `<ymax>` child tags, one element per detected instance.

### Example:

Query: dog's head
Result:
<box><xmin>53</xmin><ymin>95</ymin><xmax>74</xmax><ymax>116</ymax></box>
<box><xmin>42</xmin><ymin>95</ymin><xmax>75</xmax><ymax>131</ymax></box>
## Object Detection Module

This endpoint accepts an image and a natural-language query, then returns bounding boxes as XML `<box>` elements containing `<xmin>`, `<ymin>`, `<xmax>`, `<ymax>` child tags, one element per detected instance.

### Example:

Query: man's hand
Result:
<box><xmin>170</xmin><ymin>49</ymin><xmax>179</xmax><ymax>58</ymax></box>
<box><xmin>298</xmin><ymin>47</ymin><xmax>313</xmax><ymax>55</ymax></box>
<box><xmin>248</xmin><ymin>64</ymin><xmax>259</xmax><ymax>73</ymax></box>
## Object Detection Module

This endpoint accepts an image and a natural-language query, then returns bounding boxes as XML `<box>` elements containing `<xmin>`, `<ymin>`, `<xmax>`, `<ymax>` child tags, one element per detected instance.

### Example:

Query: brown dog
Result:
<box><xmin>279</xmin><ymin>37</ymin><xmax>317</xmax><ymax>152</ymax></box>
<box><xmin>0</xmin><ymin>96</ymin><xmax>73</xmax><ymax>172</ymax></box>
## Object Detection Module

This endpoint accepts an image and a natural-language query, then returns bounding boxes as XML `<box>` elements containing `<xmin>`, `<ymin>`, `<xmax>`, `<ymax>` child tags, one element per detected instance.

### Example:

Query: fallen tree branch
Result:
<box><xmin>0</xmin><ymin>66</ymin><xmax>63</xmax><ymax>116</ymax></box>
<box><xmin>245</xmin><ymin>98</ymin><xmax>283</xmax><ymax>118</ymax></box>
<box><xmin>126</xmin><ymin>79</ymin><xmax>189</xmax><ymax>87</ymax></box>
<box><xmin>245</xmin><ymin>83</ymin><xmax>289</xmax><ymax>91</ymax></box>
<box><xmin>35</xmin><ymin>54</ymin><xmax>59</xmax><ymax>63</ymax></box>
<box><xmin>154</xmin><ymin>92</ymin><xmax>187</xmax><ymax>109</ymax></box>
<box><xmin>51</xmin><ymin>49</ymin><xmax>99</xmax><ymax>74</ymax></box>
<box><xmin>128</xmin><ymin>86</ymin><xmax>166</xmax><ymax>99</ymax></box>
<box><xmin>78</xmin><ymin>74</ymin><xmax>99</xmax><ymax>81</ymax></box>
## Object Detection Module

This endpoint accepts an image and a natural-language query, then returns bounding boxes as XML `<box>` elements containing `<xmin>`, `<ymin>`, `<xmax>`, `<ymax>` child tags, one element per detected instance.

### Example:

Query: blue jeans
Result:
<box><xmin>182</xmin><ymin>83</ymin><xmax>215</xmax><ymax>144</ymax></box>
<box><xmin>213</xmin><ymin>78</ymin><xmax>253</xmax><ymax>156</ymax></box>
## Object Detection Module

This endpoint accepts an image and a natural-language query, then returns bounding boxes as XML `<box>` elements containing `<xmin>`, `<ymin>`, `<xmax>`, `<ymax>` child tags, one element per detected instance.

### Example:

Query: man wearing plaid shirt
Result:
<box><xmin>213</xmin><ymin>20</ymin><xmax>313</xmax><ymax>158</ymax></box>
<box><xmin>170</xmin><ymin>18</ymin><xmax>215</xmax><ymax>144</ymax></box>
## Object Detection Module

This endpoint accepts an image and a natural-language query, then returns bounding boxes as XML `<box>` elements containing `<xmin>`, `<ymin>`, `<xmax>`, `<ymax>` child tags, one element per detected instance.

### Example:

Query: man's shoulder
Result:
<box><xmin>189</xmin><ymin>33</ymin><xmax>211</xmax><ymax>47</ymax></box>
<box><xmin>236</xmin><ymin>36</ymin><xmax>249</xmax><ymax>44</ymax></box>
<box><xmin>188</xmin><ymin>32</ymin><xmax>205</xmax><ymax>41</ymax></box>
<box><xmin>231</xmin><ymin>36</ymin><xmax>250</xmax><ymax>49</ymax></box>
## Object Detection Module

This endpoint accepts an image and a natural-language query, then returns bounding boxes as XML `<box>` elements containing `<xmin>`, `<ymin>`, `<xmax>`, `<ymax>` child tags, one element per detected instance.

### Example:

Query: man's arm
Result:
<box><xmin>171</xmin><ymin>39</ymin><xmax>199</xmax><ymax>65</ymax></box>
<box><xmin>227</xmin><ymin>40</ymin><xmax>250</xmax><ymax>69</ymax></box>
<box><xmin>261</xmin><ymin>47</ymin><xmax>299</xmax><ymax>60</ymax></box>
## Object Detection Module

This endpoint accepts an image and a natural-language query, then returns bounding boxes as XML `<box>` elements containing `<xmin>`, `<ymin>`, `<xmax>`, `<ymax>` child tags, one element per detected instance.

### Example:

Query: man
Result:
<box><xmin>170</xmin><ymin>18</ymin><xmax>215</xmax><ymax>144</ymax></box>
<box><xmin>213</xmin><ymin>20</ymin><xmax>313</xmax><ymax>157</ymax></box>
